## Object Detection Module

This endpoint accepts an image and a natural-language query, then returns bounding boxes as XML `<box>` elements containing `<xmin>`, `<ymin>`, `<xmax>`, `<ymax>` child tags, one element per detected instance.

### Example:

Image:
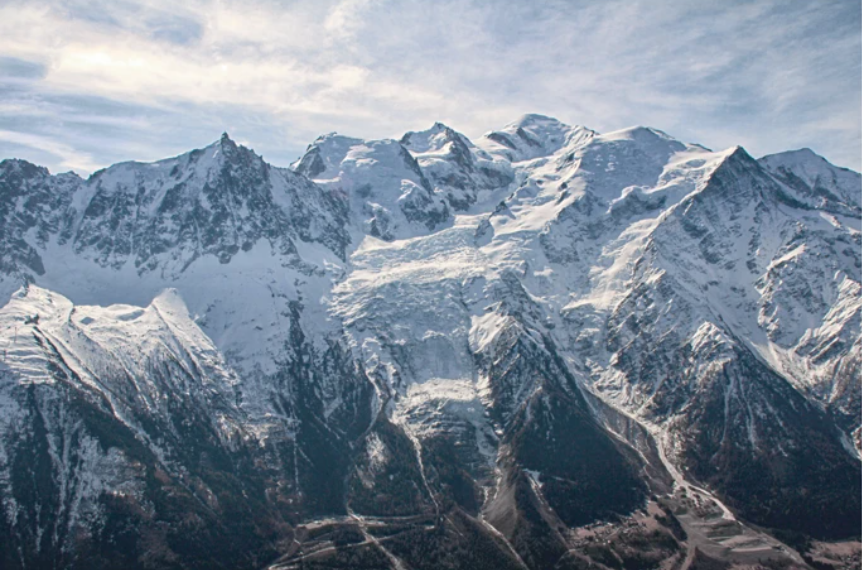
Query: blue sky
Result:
<box><xmin>0</xmin><ymin>0</ymin><xmax>859</xmax><ymax>174</ymax></box>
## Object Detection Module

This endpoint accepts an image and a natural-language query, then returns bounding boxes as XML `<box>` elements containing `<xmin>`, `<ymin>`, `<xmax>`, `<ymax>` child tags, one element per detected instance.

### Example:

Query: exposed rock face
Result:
<box><xmin>401</xmin><ymin>122</ymin><xmax>514</xmax><ymax>211</ymax></box>
<box><xmin>0</xmin><ymin>159</ymin><xmax>81</xmax><ymax>280</ymax></box>
<box><xmin>0</xmin><ymin>118</ymin><xmax>859</xmax><ymax>570</ymax></box>
<box><xmin>74</xmin><ymin>133</ymin><xmax>350</xmax><ymax>272</ymax></box>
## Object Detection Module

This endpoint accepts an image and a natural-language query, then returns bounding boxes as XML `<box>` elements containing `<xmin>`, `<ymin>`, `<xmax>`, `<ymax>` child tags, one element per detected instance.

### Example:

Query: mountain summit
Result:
<box><xmin>0</xmin><ymin>116</ymin><xmax>859</xmax><ymax>570</ymax></box>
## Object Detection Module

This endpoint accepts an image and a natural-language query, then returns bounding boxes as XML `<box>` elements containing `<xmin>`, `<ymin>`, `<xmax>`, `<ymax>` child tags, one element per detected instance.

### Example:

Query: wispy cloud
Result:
<box><xmin>0</xmin><ymin>0</ymin><xmax>859</xmax><ymax>174</ymax></box>
<box><xmin>0</xmin><ymin>129</ymin><xmax>99</xmax><ymax>172</ymax></box>
<box><xmin>324</xmin><ymin>0</ymin><xmax>378</xmax><ymax>40</ymax></box>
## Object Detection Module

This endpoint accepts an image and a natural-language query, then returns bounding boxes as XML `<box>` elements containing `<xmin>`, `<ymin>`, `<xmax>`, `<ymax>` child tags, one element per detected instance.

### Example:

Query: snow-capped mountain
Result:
<box><xmin>0</xmin><ymin>114</ymin><xmax>859</xmax><ymax>570</ymax></box>
<box><xmin>293</xmin><ymin>132</ymin><xmax>451</xmax><ymax>241</ymax></box>
<box><xmin>400</xmin><ymin>122</ymin><xmax>513</xmax><ymax>210</ymax></box>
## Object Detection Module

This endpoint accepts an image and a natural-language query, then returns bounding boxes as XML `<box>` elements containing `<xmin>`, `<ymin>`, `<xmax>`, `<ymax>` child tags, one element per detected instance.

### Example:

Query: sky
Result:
<box><xmin>0</xmin><ymin>0</ymin><xmax>859</xmax><ymax>175</ymax></box>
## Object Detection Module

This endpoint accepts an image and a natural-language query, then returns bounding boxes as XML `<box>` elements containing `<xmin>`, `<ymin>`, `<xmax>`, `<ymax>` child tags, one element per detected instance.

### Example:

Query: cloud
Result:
<box><xmin>0</xmin><ymin>0</ymin><xmax>858</xmax><ymax>173</ymax></box>
<box><xmin>324</xmin><ymin>0</ymin><xmax>377</xmax><ymax>40</ymax></box>
<box><xmin>0</xmin><ymin>57</ymin><xmax>48</xmax><ymax>81</ymax></box>
<box><xmin>0</xmin><ymin>129</ymin><xmax>99</xmax><ymax>172</ymax></box>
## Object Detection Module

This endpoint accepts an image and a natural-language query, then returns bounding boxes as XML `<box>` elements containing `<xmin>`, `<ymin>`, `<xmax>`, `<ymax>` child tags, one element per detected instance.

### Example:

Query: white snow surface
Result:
<box><xmin>294</xmin><ymin>132</ymin><xmax>450</xmax><ymax>241</ymax></box>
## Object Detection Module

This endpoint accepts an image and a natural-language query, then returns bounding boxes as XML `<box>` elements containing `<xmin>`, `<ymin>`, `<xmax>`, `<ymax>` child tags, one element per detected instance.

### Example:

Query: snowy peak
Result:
<box><xmin>479</xmin><ymin>113</ymin><xmax>594</xmax><ymax>162</ymax></box>
<box><xmin>292</xmin><ymin>132</ymin><xmax>364</xmax><ymax>179</ymax></box>
<box><xmin>516</xmin><ymin>122</ymin><xmax>704</xmax><ymax>212</ymax></box>
<box><xmin>0</xmin><ymin>158</ymin><xmax>50</xmax><ymax>179</ymax></box>
<box><xmin>400</xmin><ymin>122</ymin><xmax>480</xmax><ymax>174</ymax></box>
<box><xmin>76</xmin><ymin>137</ymin><xmax>285</xmax><ymax>269</ymax></box>
<box><xmin>294</xmin><ymin>133</ymin><xmax>420</xmax><ymax>184</ymax></box>
<box><xmin>1</xmin><ymin>135</ymin><xmax>351</xmax><ymax>282</ymax></box>
<box><xmin>598</xmin><ymin>125</ymin><xmax>682</xmax><ymax>146</ymax></box>
<box><xmin>583</xmin><ymin>125</ymin><xmax>690</xmax><ymax>169</ymax></box>
<box><xmin>219</xmin><ymin>130</ymin><xmax>235</xmax><ymax>147</ymax></box>
<box><xmin>83</xmin><ymin>133</ymin><xmax>269</xmax><ymax>215</ymax></box>
<box><xmin>402</xmin><ymin>122</ymin><xmax>514</xmax><ymax>211</ymax></box>
<box><xmin>761</xmin><ymin>147</ymin><xmax>838</xmax><ymax>174</ymax></box>
<box><xmin>293</xmin><ymin>134</ymin><xmax>449</xmax><ymax>241</ymax></box>
<box><xmin>0</xmin><ymin>285</ymin><xmax>231</xmax><ymax>387</ymax></box>
<box><xmin>91</xmin><ymin>131</ymin><xmax>254</xmax><ymax>182</ymax></box>
<box><xmin>508</xmin><ymin>113</ymin><xmax>572</xmax><ymax>140</ymax></box>
<box><xmin>400</xmin><ymin>121</ymin><xmax>472</xmax><ymax>156</ymax></box>
<box><xmin>759</xmin><ymin>147</ymin><xmax>861</xmax><ymax>214</ymax></box>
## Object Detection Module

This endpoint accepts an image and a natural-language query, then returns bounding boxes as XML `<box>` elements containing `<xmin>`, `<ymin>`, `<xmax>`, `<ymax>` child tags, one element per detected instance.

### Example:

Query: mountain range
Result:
<box><xmin>0</xmin><ymin>114</ymin><xmax>859</xmax><ymax>570</ymax></box>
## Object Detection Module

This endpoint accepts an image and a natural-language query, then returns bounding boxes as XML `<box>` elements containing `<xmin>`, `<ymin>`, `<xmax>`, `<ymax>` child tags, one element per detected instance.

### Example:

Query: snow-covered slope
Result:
<box><xmin>0</xmin><ymin>286</ymin><xmax>254</xmax><ymax>566</ymax></box>
<box><xmin>0</xmin><ymin>116</ymin><xmax>859</xmax><ymax>570</ymax></box>
<box><xmin>293</xmin><ymin>133</ymin><xmax>450</xmax><ymax>241</ymax></box>
<box><xmin>400</xmin><ymin>122</ymin><xmax>513</xmax><ymax>210</ymax></box>
<box><xmin>760</xmin><ymin>147</ymin><xmax>861</xmax><ymax>215</ymax></box>
<box><xmin>477</xmin><ymin>113</ymin><xmax>595</xmax><ymax>162</ymax></box>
